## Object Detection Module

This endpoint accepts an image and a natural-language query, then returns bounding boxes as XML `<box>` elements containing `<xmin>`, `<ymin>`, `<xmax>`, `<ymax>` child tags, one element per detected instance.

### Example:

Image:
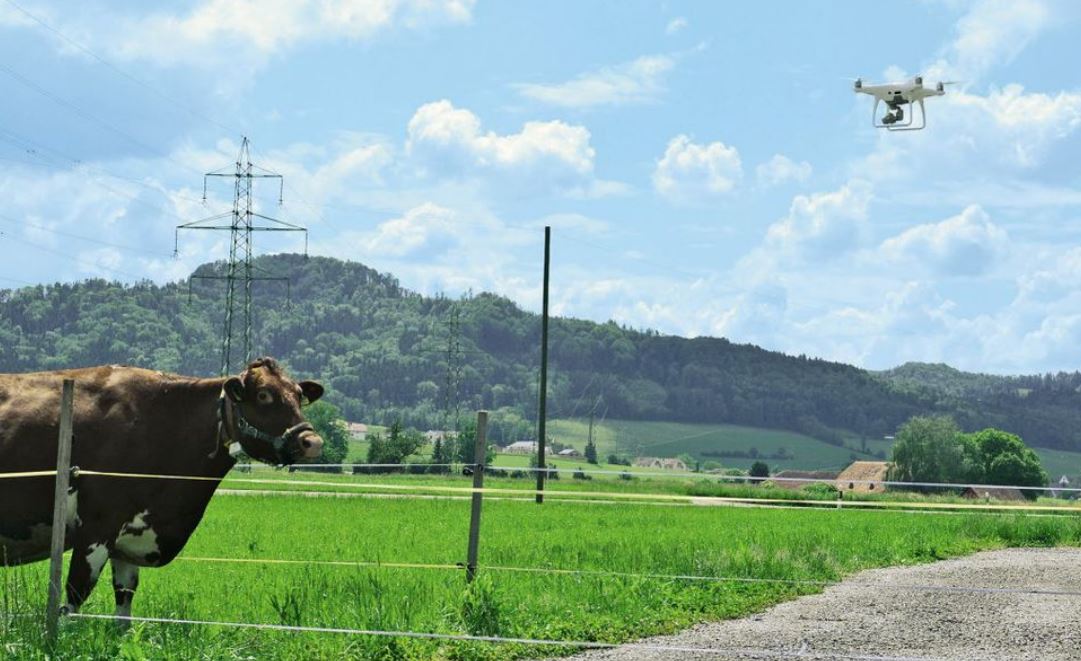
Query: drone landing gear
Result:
<box><xmin>872</xmin><ymin>98</ymin><xmax>925</xmax><ymax>131</ymax></box>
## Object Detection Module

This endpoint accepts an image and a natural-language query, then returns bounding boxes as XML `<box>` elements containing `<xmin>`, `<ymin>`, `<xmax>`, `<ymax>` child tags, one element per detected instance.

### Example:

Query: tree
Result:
<box><xmin>963</xmin><ymin>428</ymin><xmax>1047</xmax><ymax>496</ymax></box>
<box><xmin>888</xmin><ymin>415</ymin><xmax>965</xmax><ymax>487</ymax></box>
<box><xmin>584</xmin><ymin>436</ymin><xmax>598</xmax><ymax>464</ymax></box>
<box><xmin>749</xmin><ymin>461</ymin><xmax>770</xmax><ymax>480</ymax></box>
<box><xmin>304</xmin><ymin>400</ymin><xmax>350</xmax><ymax>465</ymax></box>
<box><xmin>366</xmin><ymin>421</ymin><xmax>423</xmax><ymax>468</ymax></box>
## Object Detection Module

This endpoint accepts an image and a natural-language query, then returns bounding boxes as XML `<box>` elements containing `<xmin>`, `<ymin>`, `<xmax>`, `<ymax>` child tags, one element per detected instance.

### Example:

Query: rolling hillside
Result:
<box><xmin>4</xmin><ymin>254</ymin><xmax>1081</xmax><ymax>457</ymax></box>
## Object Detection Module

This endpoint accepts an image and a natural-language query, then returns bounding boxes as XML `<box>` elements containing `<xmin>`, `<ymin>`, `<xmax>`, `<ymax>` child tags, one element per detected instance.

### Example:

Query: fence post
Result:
<box><xmin>45</xmin><ymin>379</ymin><xmax>75</xmax><ymax>645</ymax></box>
<box><xmin>465</xmin><ymin>410</ymin><xmax>489</xmax><ymax>583</ymax></box>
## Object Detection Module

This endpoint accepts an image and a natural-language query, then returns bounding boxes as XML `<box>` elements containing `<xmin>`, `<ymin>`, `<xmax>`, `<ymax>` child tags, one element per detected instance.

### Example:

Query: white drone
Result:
<box><xmin>853</xmin><ymin>75</ymin><xmax>955</xmax><ymax>131</ymax></box>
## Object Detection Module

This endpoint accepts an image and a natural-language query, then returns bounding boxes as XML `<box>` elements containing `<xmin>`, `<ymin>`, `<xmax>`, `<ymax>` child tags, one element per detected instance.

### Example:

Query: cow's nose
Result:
<box><xmin>299</xmin><ymin>432</ymin><xmax>324</xmax><ymax>459</ymax></box>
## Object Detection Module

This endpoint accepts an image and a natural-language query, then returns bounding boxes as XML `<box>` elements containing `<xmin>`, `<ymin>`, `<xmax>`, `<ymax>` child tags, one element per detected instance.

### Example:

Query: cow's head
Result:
<box><xmin>222</xmin><ymin>357</ymin><xmax>325</xmax><ymax>465</ymax></box>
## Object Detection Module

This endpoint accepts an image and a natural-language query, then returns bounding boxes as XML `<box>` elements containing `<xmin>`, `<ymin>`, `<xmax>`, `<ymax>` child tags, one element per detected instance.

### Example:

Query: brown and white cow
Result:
<box><xmin>0</xmin><ymin>357</ymin><xmax>323</xmax><ymax>622</ymax></box>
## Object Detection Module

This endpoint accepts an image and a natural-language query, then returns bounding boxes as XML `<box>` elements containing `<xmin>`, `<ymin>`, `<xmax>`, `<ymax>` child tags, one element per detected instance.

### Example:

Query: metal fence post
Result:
<box><xmin>45</xmin><ymin>379</ymin><xmax>75</xmax><ymax>645</ymax></box>
<box><xmin>465</xmin><ymin>410</ymin><xmax>488</xmax><ymax>583</ymax></box>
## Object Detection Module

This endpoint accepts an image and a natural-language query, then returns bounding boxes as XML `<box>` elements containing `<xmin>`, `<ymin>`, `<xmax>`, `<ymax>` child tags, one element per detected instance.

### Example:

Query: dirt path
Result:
<box><xmin>549</xmin><ymin>548</ymin><xmax>1081</xmax><ymax>661</ymax></box>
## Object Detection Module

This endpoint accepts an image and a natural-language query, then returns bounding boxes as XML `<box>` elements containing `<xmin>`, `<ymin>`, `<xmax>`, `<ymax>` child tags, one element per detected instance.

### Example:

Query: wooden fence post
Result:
<box><xmin>45</xmin><ymin>379</ymin><xmax>75</xmax><ymax>645</ymax></box>
<box><xmin>465</xmin><ymin>410</ymin><xmax>489</xmax><ymax>583</ymax></box>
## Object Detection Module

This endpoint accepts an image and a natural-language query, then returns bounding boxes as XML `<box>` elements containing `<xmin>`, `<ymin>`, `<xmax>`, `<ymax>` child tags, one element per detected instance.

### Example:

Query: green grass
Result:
<box><xmin>547</xmin><ymin>418</ymin><xmax>881</xmax><ymax>471</ymax></box>
<box><xmin>548</xmin><ymin>418</ymin><xmax>1081</xmax><ymax>479</ymax></box>
<box><xmin>5</xmin><ymin>484</ymin><xmax>1081</xmax><ymax>660</ymax></box>
<box><xmin>1033</xmin><ymin>447</ymin><xmax>1081</xmax><ymax>483</ymax></box>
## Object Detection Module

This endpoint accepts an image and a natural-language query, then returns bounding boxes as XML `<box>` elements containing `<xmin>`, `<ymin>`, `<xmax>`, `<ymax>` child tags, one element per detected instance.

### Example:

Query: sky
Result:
<box><xmin>1</xmin><ymin>0</ymin><xmax>1081</xmax><ymax>375</ymax></box>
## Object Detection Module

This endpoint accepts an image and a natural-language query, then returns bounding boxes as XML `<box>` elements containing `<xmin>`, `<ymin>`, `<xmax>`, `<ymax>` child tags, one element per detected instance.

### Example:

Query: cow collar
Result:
<box><xmin>216</xmin><ymin>390</ymin><xmax>315</xmax><ymax>466</ymax></box>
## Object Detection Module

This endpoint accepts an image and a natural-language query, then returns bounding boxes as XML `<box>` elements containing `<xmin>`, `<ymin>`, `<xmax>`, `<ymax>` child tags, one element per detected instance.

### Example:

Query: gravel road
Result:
<box><xmin>547</xmin><ymin>548</ymin><xmax>1081</xmax><ymax>661</ymax></box>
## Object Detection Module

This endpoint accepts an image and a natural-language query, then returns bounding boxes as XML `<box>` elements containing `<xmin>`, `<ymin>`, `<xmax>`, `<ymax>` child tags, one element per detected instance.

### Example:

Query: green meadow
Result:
<box><xmin>4</xmin><ymin>485</ymin><xmax>1081</xmax><ymax>660</ymax></box>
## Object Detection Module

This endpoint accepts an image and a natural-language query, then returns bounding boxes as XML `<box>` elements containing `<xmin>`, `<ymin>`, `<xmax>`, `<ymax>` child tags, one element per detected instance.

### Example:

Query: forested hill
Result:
<box><xmin>3</xmin><ymin>254</ymin><xmax>1081</xmax><ymax>451</ymax></box>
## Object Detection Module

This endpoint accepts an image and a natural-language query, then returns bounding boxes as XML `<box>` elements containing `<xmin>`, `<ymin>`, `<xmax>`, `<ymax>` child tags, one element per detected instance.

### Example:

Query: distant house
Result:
<box><xmin>961</xmin><ymin>486</ymin><xmax>1026</xmax><ymax>502</ymax></box>
<box><xmin>633</xmin><ymin>457</ymin><xmax>688</xmax><ymax>471</ymax></box>
<box><xmin>424</xmin><ymin>430</ymin><xmax>458</xmax><ymax>444</ymax></box>
<box><xmin>345</xmin><ymin>422</ymin><xmax>369</xmax><ymax>440</ymax></box>
<box><xmin>772</xmin><ymin>470</ymin><xmax>838</xmax><ymax>491</ymax></box>
<box><xmin>835</xmin><ymin>461</ymin><xmax>890</xmax><ymax>493</ymax></box>
<box><xmin>503</xmin><ymin>441</ymin><xmax>539</xmax><ymax>454</ymax></box>
<box><xmin>557</xmin><ymin>448</ymin><xmax>580</xmax><ymax>457</ymax></box>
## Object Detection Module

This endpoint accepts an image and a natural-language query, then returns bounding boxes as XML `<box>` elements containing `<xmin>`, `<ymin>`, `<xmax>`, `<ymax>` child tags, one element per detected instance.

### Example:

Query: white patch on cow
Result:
<box><xmin>111</xmin><ymin>559</ymin><xmax>139</xmax><ymax>618</ymax></box>
<box><xmin>85</xmin><ymin>543</ymin><xmax>109</xmax><ymax>582</ymax></box>
<box><xmin>114</xmin><ymin>510</ymin><xmax>160</xmax><ymax>563</ymax></box>
<box><xmin>65</xmin><ymin>489</ymin><xmax>81</xmax><ymax>529</ymax></box>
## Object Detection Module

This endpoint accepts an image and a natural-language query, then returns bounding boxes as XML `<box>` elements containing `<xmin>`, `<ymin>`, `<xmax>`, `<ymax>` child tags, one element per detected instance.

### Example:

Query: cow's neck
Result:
<box><xmin>175</xmin><ymin>377</ymin><xmax>237</xmax><ymax>479</ymax></box>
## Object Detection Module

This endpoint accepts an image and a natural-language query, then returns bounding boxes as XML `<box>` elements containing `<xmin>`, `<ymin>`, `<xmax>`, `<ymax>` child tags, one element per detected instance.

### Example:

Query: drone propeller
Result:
<box><xmin>936</xmin><ymin>81</ymin><xmax>960</xmax><ymax>92</ymax></box>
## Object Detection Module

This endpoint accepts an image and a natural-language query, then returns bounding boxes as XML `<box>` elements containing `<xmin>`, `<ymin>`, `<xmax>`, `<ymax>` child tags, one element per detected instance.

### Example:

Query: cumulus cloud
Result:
<box><xmin>880</xmin><ymin>205</ymin><xmax>1008</xmax><ymax>276</ymax></box>
<box><xmin>406</xmin><ymin>100</ymin><xmax>595</xmax><ymax>187</ymax></box>
<box><xmin>762</xmin><ymin>180</ymin><xmax>872</xmax><ymax>260</ymax></box>
<box><xmin>755</xmin><ymin>154</ymin><xmax>812</xmax><ymax>187</ymax></box>
<box><xmin>515</xmin><ymin>54</ymin><xmax>675</xmax><ymax>109</ymax></box>
<box><xmin>653</xmin><ymin>135</ymin><xmax>742</xmax><ymax>202</ymax></box>
<box><xmin>363</xmin><ymin>202</ymin><xmax>457</xmax><ymax>257</ymax></box>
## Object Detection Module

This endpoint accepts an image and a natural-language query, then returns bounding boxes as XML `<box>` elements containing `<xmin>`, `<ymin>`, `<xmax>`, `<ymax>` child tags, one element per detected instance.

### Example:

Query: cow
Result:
<box><xmin>0</xmin><ymin>357</ymin><xmax>324</xmax><ymax>624</ymax></box>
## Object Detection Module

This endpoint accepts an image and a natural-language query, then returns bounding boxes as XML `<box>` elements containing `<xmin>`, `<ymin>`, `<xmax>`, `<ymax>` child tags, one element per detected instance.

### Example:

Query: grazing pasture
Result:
<box><xmin>3</xmin><ymin>487</ymin><xmax>1081</xmax><ymax>660</ymax></box>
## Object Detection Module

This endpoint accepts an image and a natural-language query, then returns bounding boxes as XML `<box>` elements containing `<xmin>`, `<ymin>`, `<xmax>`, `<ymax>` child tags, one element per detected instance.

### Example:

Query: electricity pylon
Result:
<box><xmin>175</xmin><ymin>137</ymin><xmax>307</xmax><ymax>375</ymax></box>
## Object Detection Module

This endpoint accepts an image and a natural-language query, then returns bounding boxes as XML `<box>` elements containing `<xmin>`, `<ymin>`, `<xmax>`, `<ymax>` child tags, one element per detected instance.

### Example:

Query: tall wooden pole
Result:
<box><xmin>465</xmin><ymin>410</ymin><xmax>489</xmax><ymax>583</ymax></box>
<box><xmin>535</xmin><ymin>226</ymin><xmax>550</xmax><ymax>504</ymax></box>
<box><xmin>46</xmin><ymin>379</ymin><xmax>75</xmax><ymax>646</ymax></box>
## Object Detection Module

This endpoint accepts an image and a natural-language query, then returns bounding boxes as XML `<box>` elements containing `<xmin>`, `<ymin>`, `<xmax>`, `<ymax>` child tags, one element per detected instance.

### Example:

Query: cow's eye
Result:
<box><xmin>257</xmin><ymin>390</ymin><xmax>274</xmax><ymax>405</ymax></box>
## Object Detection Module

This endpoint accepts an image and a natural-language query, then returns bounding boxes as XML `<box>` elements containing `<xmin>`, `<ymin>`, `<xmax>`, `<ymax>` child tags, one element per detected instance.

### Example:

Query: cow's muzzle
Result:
<box><xmin>297</xmin><ymin>429</ymin><xmax>324</xmax><ymax>460</ymax></box>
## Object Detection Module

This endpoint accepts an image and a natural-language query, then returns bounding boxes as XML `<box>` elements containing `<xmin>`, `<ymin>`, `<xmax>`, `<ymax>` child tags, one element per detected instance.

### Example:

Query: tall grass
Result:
<box><xmin>3</xmin><ymin>494</ymin><xmax>1081</xmax><ymax>659</ymax></box>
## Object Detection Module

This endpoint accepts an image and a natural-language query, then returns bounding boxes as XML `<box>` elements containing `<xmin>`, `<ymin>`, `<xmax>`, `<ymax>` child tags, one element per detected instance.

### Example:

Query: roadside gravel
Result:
<box><xmin>548</xmin><ymin>548</ymin><xmax>1081</xmax><ymax>661</ymax></box>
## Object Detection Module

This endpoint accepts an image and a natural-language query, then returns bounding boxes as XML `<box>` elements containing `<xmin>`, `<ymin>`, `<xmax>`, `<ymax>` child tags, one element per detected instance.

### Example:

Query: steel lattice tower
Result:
<box><xmin>176</xmin><ymin>137</ymin><xmax>307</xmax><ymax>375</ymax></box>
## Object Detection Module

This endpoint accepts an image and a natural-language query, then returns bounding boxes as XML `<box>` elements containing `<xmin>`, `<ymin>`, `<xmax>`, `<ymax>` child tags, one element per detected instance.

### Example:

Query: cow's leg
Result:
<box><xmin>110</xmin><ymin>558</ymin><xmax>139</xmax><ymax>630</ymax></box>
<box><xmin>63</xmin><ymin>542</ymin><xmax>110</xmax><ymax>614</ymax></box>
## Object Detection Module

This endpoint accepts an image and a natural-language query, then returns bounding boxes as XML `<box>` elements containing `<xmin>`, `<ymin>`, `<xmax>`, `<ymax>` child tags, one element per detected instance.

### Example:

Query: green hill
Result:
<box><xmin>4</xmin><ymin>254</ymin><xmax>1081</xmax><ymax>456</ymax></box>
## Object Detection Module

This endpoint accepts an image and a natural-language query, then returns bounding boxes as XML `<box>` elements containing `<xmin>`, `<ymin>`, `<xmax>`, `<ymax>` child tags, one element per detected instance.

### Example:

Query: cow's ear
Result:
<box><xmin>224</xmin><ymin>377</ymin><xmax>246</xmax><ymax>402</ymax></box>
<box><xmin>299</xmin><ymin>381</ymin><xmax>324</xmax><ymax>404</ymax></box>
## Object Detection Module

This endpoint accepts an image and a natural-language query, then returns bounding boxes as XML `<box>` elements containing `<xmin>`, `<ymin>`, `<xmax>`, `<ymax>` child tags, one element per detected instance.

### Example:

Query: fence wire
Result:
<box><xmin>65</xmin><ymin>612</ymin><xmax>949</xmax><ymax>661</ymax></box>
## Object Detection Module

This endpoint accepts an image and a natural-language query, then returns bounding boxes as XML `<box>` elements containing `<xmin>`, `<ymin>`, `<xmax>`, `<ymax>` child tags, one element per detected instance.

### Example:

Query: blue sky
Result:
<box><xmin>2</xmin><ymin>0</ymin><xmax>1081</xmax><ymax>375</ymax></box>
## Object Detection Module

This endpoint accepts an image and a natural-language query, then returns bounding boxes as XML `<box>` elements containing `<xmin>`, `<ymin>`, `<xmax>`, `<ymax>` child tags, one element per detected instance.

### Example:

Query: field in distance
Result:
<box><xmin>546</xmin><ymin>418</ymin><xmax>890</xmax><ymax>471</ymax></box>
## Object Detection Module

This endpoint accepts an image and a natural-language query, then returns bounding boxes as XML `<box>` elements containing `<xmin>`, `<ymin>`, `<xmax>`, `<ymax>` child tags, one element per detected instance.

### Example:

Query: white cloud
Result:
<box><xmin>665</xmin><ymin>17</ymin><xmax>688</xmax><ymax>35</ymax></box>
<box><xmin>407</xmin><ymin>99</ymin><xmax>595</xmax><ymax>187</ymax></box>
<box><xmin>363</xmin><ymin>202</ymin><xmax>457</xmax><ymax>257</ymax></box>
<box><xmin>12</xmin><ymin>0</ymin><xmax>474</xmax><ymax>69</ymax></box>
<box><xmin>762</xmin><ymin>180</ymin><xmax>872</xmax><ymax>261</ymax></box>
<box><xmin>880</xmin><ymin>205</ymin><xmax>1008</xmax><ymax>276</ymax></box>
<box><xmin>755</xmin><ymin>154</ymin><xmax>812</xmax><ymax>187</ymax></box>
<box><xmin>925</xmin><ymin>0</ymin><xmax>1050</xmax><ymax>82</ymax></box>
<box><xmin>653</xmin><ymin>135</ymin><xmax>742</xmax><ymax>202</ymax></box>
<box><xmin>515</xmin><ymin>54</ymin><xmax>675</xmax><ymax>109</ymax></box>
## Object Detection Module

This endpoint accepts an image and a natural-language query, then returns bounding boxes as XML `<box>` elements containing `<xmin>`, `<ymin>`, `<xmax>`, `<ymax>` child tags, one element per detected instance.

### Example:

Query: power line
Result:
<box><xmin>0</xmin><ymin>60</ymin><xmax>202</xmax><ymax>177</ymax></box>
<box><xmin>2</xmin><ymin>0</ymin><xmax>243</xmax><ymax>139</ymax></box>
<box><xmin>0</xmin><ymin>213</ymin><xmax>170</xmax><ymax>258</ymax></box>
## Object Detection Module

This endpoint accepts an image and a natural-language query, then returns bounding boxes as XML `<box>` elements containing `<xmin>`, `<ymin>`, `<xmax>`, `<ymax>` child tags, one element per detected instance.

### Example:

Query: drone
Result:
<box><xmin>853</xmin><ymin>76</ymin><xmax>955</xmax><ymax>131</ymax></box>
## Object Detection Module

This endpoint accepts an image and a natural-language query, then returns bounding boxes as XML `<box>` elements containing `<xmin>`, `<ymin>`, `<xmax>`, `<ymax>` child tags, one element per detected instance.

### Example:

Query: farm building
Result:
<box><xmin>634</xmin><ymin>457</ymin><xmax>688</xmax><ymax>471</ymax></box>
<box><xmin>772</xmin><ymin>470</ymin><xmax>838</xmax><ymax>491</ymax></box>
<box><xmin>961</xmin><ymin>487</ymin><xmax>1026</xmax><ymax>502</ymax></box>
<box><xmin>503</xmin><ymin>440</ymin><xmax>539</xmax><ymax>454</ymax></box>
<box><xmin>346</xmin><ymin>422</ymin><xmax>369</xmax><ymax>440</ymax></box>
<box><xmin>835</xmin><ymin>461</ymin><xmax>890</xmax><ymax>493</ymax></box>
<box><xmin>424</xmin><ymin>430</ymin><xmax>458</xmax><ymax>444</ymax></box>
